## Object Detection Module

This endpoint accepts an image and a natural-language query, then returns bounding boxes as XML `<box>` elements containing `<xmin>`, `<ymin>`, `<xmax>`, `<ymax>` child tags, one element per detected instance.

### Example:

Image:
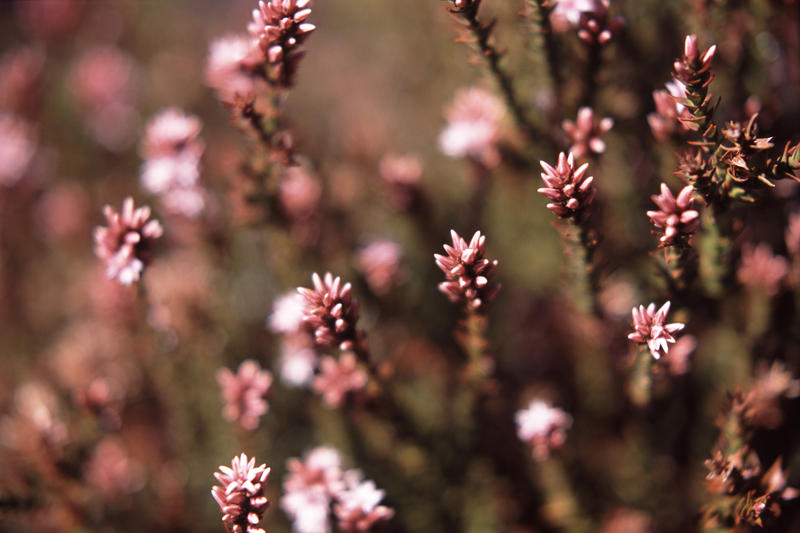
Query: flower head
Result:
<box><xmin>298</xmin><ymin>273</ymin><xmax>363</xmax><ymax>351</ymax></box>
<box><xmin>562</xmin><ymin>107</ymin><xmax>613</xmax><ymax>159</ymax></box>
<box><xmin>515</xmin><ymin>399</ymin><xmax>572</xmax><ymax>460</ymax></box>
<box><xmin>205</xmin><ymin>35</ymin><xmax>267</xmax><ymax>103</ymax></box>
<box><xmin>313</xmin><ymin>353</ymin><xmax>368</xmax><ymax>409</ymax></box>
<box><xmin>646</xmin><ymin>183</ymin><xmax>700</xmax><ymax>246</ymax></box>
<box><xmin>737</xmin><ymin>243</ymin><xmax>789</xmax><ymax>296</ymax></box>
<box><xmin>648</xmin><ymin>80</ymin><xmax>690</xmax><ymax>140</ymax></box>
<box><xmin>93</xmin><ymin>197</ymin><xmax>163</xmax><ymax>285</ymax></box>
<box><xmin>538</xmin><ymin>152</ymin><xmax>596</xmax><ymax>218</ymax></box>
<box><xmin>627</xmin><ymin>301</ymin><xmax>685</xmax><ymax>359</ymax></box>
<box><xmin>248</xmin><ymin>0</ymin><xmax>316</xmax><ymax>87</ymax></box>
<box><xmin>434</xmin><ymin>230</ymin><xmax>500</xmax><ymax>311</ymax></box>
<box><xmin>438</xmin><ymin>87</ymin><xmax>505</xmax><ymax>167</ymax></box>
<box><xmin>673</xmin><ymin>34</ymin><xmax>716</xmax><ymax>87</ymax></box>
<box><xmin>333</xmin><ymin>470</ymin><xmax>394</xmax><ymax>532</ymax></box>
<box><xmin>217</xmin><ymin>360</ymin><xmax>273</xmax><ymax>431</ymax></box>
<box><xmin>211</xmin><ymin>453</ymin><xmax>271</xmax><ymax>533</ymax></box>
<box><xmin>281</xmin><ymin>446</ymin><xmax>344</xmax><ymax>533</ymax></box>
<box><xmin>358</xmin><ymin>240</ymin><xmax>403</xmax><ymax>296</ymax></box>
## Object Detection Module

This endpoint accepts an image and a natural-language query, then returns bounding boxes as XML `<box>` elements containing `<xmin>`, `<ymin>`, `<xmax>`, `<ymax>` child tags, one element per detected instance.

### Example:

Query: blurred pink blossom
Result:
<box><xmin>282</xmin><ymin>446</ymin><xmax>344</xmax><ymax>533</ymax></box>
<box><xmin>280</xmin><ymin>165</ymin><xmax>322</xmax><ymax>220</ymax></box>
<box><xmin>662</xmin><ymin>334</ymin><xmax>697</xmax><ymax>376</ymax></box>
<box><xmin>378</xmin><ymin>153</ymin><xmax>422</xmax><ymax>210</ymax></box>
<box><xmin>515</xmin><ymin>399</ymin><xmax>572</xmax><ymax>460</ymax></box>
<box><xmin>562</xmin><ymin>107</ymin><xmax>613</xmax><ymax>158</ymax></box>
<box><xmin>205</xmin><ymin>35</ymin><xmax>267</xmax><ymax>103</ymax></box>
<box><xmin>0</xmin><ymin>113</ymin><xmax>37</xmax><ymax>187</ymax></box>
<box><xmin>648</xmin><ymin>81</ymin><xmax>690</xmax><ymax>140</ymax></box>
<box><xmin>628</xmin><ymin>301</ymin><xmax>685</xmax><ymax>359</ymax></box>
<box><xmin>217</xmin><ymin>360</ymin><xmax>273</xmax><ymax>431</ymax></box>
<box><xmin>333</xmin><ymin>470</ymin><xmax>394</xmax><ymax>532</ymax></box>
<box><xmin>93</xmin><ymin>197</ymin><xmax>163</xmax><ymax>286</ymax></box>
<box><xmin>0</xmin><ymin>45</ymin><xmax>46</xmax><ymax>115</ymax></box>
<box><xmin>279</xmin><ymin>337</ymin><xmax>317</xmax><ymax>387</ymax></box>
<box><xmin>313</xmin><ymin>353</ymin><xmax>368</xmax><ymax>408</ymax></box>
<box><xmin>737</xmin><ymin>243</ymin><xmax>789</xmax><ymax>295</ymax></box>
<box><xmin>268</xmin><ymin>291</ymin><xmax>306</xmax><ymax>335</ymax></box>
<box><xmin>357</xmin><ymin>240</ymin><xmax>403</xmax><ymax>295</ymax></box>
<box><xmin>438</xmin><ymin>87</ymin><xmax>505</xmax><ymax>167</ymax></box>
<box><xmin>84</xmin><ymin>437</ymin><xmax>145</xmax><ymax>501</ymax></box>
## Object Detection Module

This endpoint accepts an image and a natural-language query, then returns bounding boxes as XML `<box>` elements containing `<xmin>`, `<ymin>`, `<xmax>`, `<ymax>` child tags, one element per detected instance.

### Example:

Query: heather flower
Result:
<box><xmin>68</xmin><ymin>46</ymin><xmax>140</xmax><ymax>151</ymax></box>
<box><xmin>248</xmin><ymin>0</ymin><xmax>316</xmax><ymax>87</ymax></box>
<box><xmin>216</xmin><ymin>360</ymin><xmax>273</xmax><ymax>431</ymax></box>
<box><xmin>0</xmin><ymin>112</ymin><xmax>36</xmax><ymax>187</ymax></box>
<box><xmin>205</xmin><ymin>35</ymin><xmax>267</xmax><ymax>103</ymax></box>
<box><xmin>737</xmin><ymin>243</ymin><xmax>789</xmax><ymax>295</ymax></box>
<box><xmin>562</xmin><ymin>107</ymin><xmax>613</xmax><ymax>159</ymax></box>
<box><xmin>515</xmin><ymin>399</ymin><xmax>573</xmax><ymax>460</ymax></box>
<box><xmin>538</xmin><ymin>152</ymin><xmax>596</xmax><ymax>218</ymax></box>
<box><xmin>574</xmin><ymin>1</ymin><xmax>624</xmax><ymax>45</ymax></box>
<box><xmin>648</xmin><ymin>80</ymin><xmax>690</xmax><ymax>140</ymax></box>
<box><xmin>268</xmin><ymin>291</ymin><xmax>306</xmax><ymax>335</ymax></box>
<box><xmin>627</xmin><ymin>301</ymin><xmax>685</xmax><ymax>359</ymax></box>
<box><xmin>378</xmin><ymin>153</ymin><xmax>422</xmax><ymax>210</ymax></box>
<box><xmin>333</xmin><ymin>470</ymin><xmax>394</xmax><ymax>532</ymax></box>
<box><xmin>84</xmin><ymin>437</ymin><xmax>144</xmax><ymax>500</ymax></box>
<box><xmin>279</xmin><ymin>339</ymin><xmax>317</xmax><ymax>387</ymax></box>
<box><xmin>93</xmin><ymin>197</ymin><xmax>163</xmax><ymax>286</ymax></box>
<box><xmin>438</xmin><ymin>87</ymin><xmax>505</xmax><ymax>167</ymax></box>
<box><xmin>434</xmin><ymin>230</ymin><xmax>500</xmax><ymax>311</ymax></box>
<box><xmin>672</xmin><ymin>35</ymin><xmax>716</xmax><ymax>104</ymax></box>
<box><xmin>646</xmin><ymin>183</ymin><xmax>700</xmax><ymax>245</ymax></box>
<box><xmin>550</xmin><ymin>0</ymin><xmax>601</xmax><ymax>30</ymax></box>
<box><xmin>280</xmin><ymin>165</ymin><xmax>322</xmax><ymax>220</ymax></box>
<box><xmin>313</xmin><ymin>353</ymin><xmax>368</xmax><ymax>408</ymax></box>
<box><xmin>357</xmin><ymin>240</ymin><xmax>403</xmax><ymax>296</ymax></box>
<box><xmin>282</xmin><ymin>446</ymin><xmax>344</xmax><ymax>533</ymax></box>
<box><xmin>140</xmin><ymin>108</ymin><xmax>206</xmax><ymax>218</ymax></box>
<box><xmin>211</xmin><ymin>453</ymin><xmax>271</xmax><ymax>533</ymax></box>
<box><xmin>298</xmin><ymin>273</ymin><xmax>363</xmax><ymax>352</ymax></box>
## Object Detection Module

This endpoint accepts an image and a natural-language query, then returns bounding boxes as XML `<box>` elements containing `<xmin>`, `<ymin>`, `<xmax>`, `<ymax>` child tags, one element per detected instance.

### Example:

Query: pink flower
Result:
<box><xmin>538</xmin><ymin>152</ymin><xmax>596</xmax><ymax>217</ymax></box>
<box><xmin>378</xmin><ymin>153</ymin><xmax>422</xmax><ymax>210</ymax></box>
<box><xmin>205</xmin><ymin>35</ymin><xmax>267</xmax><ymax>103</ymax></box>
<box><xmin>0</xmin><ymin>113</ymin><xmax>36</xmax><ymax>187</ymax></box>
<box><xmin>515</xmin><ymin>399</ymin><xmax>572</xmax><ymax>460</ymax></box>
<box><xmin>358</xmin><ymin>240</ymin><xmax>404</xmax><ymax>296</ymax></box>
<box><xmin>248</xmin><ymin>0</ymin><xmax>316</xmax><ymax>87</ymax></box>
<box><xmin>268</xmin><ymin>291</ymin><xmax>306</xmax><ymax>335</ymax></box>
<box><xmin>217</xmin><ymin>360</ymin><xmax>273</xmax><ymax>431</ymax></box>
<box><xmin>438</xmin><ymin>87</ymin><xmax>505</xmax><ymax>167</ymax></box>
<box><xmin>333</xmin><ymin>470</ymin><xmax>394</xmax><ymax>532</ymax></box>
<box><xmin>627</xmin><ymin>301</ymin><xmax>685</xmax><ymax>359</ymax></box>
<box><xmin>0</xmin><ymin>45</ymin><xmax>46</xmax><ymax>115</ymax></box>
<box><xmin>648</xmin><ymin>81</ymin><xmax>690</xmax><ymax>140</ymax></box>
<box><xmin>662</xmin><ymin>334</ymin><xmax>696</xmax><ymax>376</ymax></box>
<box><xmin>673</xmin><ymin>34</ymin><xmax>716</xmax><ymax>85</ymax></box>
<box><xmin>575</xmin><ymin>1</ymin><xmax>624</xmax><ymax>45</ymax></box>
<box><xmin>562</xmin><ymin>107</ymin><xmax>614</xmax><ymax>159</ymax></box>
<box><xmin>785</xmin><ymin>212</ymin><xmax>800</xmax><ymax>257</ymax></box>
<box><xmin>139</xmin><ymin>108</ymin><xmax>206</xmax><ymax>218</ymax></box>
<box><xmin>279</xmin><ymin>338</ymin><xmax>317</xmax><ymax>387</ymax></box>
<box><xmin>313</xmin><ymin>353</ymin><xmax>368</xmax><ymax>408</ymax></box>
<box><xmin>93</xmin><ymin>197</ymin><xmax>163</xmax><ymax>285</ymax></box>
<box><xmin>298</xmin><ymin>273</ymin><xmax>363</xmax><ymax>351</ymax></box>
<box><xmin>282</xmin><ymin>446</ymin><xmax>345</xmax><ymax>533</ymax></box>
<box><xmin>646</xmin><ymin>183</ymin><xmax>700</xmax><ymax>245</ymax></box>
<box><xmin>84</xmin><ymin>437</ymin><xmax>144</xmax><ymax>500</ymax></box>
<box><xmin>279</xmin><ymin>165</ymin><xmax>322</xmax><ymax>220</ymax></box>
<box><xmin>434</xmin><ymin>230</ymin><xmax>500</xmax><ymax>311</ymax></box>
<box><xmin>737</xmin><ymin>243</ymin><xmax>789</xmax><ymax>296</ymax></box>
<box><xmin>211</xmin><ymin>453</ymin><xmax>271</xmax><ymax>533</ymax></box>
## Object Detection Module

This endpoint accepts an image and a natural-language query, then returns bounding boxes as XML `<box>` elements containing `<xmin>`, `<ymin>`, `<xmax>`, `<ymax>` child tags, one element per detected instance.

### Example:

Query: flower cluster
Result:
<box><xmin>205</xmin><ymin>35</ymin><xmax>267</xmax><ymax>103</ymax></box>
<box><xmin>671</xmin><ymin>34</ymin><xmax>717</xmax><ymax>133</ymax></box>
<box><xmin>627</xmin><ymin>301</ymin><xmax>685</xmax><ymax>359</ymax></box>
<box><xmin>268</xmin><ymin>291</ymin><xmax>318</xmax><ymax>387</ymax></box>
<box><xmin>216</xmin><ymin>360</ymin><xmax>273</xmax><ymax>431</ymax></box>
<box><xmin>357</xmin><ymin>239</ymin><xmax>404</xmax><ymax>296</ymax></box>
<box><xmin>298</xmin><ymin>272</ymin><xmax>365</xmax><ymax>352</ymax></box>
<box><xmin>562</xmin><ymin>107</ymin><xmax>613</xmax><ymax>159</ymax></box>
<box><xmin>434</xmin><ymin>230</ymin><xmax>500</xmax><ymax>311</ymax></box>
<box><xmin>647</xmin><ymin>80</ymin><xmax>690</xmax><ymax>140</ymax></box>
<box><xmin>211</xmin><ymin>453</ymin><xmax>271</xmax><ymax>533</ymax></box>
<box><xmin>313</xmin><ymin>352</ymin><xmax>368</xmax><ymax>409</ymax></box>
<box><xmin>282</xmin><ymin>447</ymin><xmax>393</xmax><ymax>533</ymax></box>
<box><xmin>93</xmin><ymin>197</ymin><xmax>163</xmax><ymax>286</ymax></box>
<box><xmin>515</xmin><ymin>399</ymin><xmax>573</xmax><ymax>460</ymax></box>
<box><xmin>140</xmin><ymin>108</ymin><xmax>206</xmax><ymax>217</ymax></box>
<box><xmin>575</xmin><ymin>1</ymin><xmax>624</xmax><ymax>45</ymax></box>
<box><xmin>737</xmin><ymin>243</ymin><xmax>789</xmax><ymax>296</ymax></box>
<box><xmin>248</xmin><ymin>0</ymin><xmax>316</xmax><ymax>87</ymax></box>
<box><xmin>438</xmin><ymin>86</ymin><xmax>505</xmax><ymax>167</ymax></box>
<box><xmin>538</xmin><ymin>152</ymin><xmax>596</xmax><ymax>218</ymax></box>
<box><xmin>646</xmin><ymin>183</ymin><xmax>700</xmax><ymax>246</ymax></box>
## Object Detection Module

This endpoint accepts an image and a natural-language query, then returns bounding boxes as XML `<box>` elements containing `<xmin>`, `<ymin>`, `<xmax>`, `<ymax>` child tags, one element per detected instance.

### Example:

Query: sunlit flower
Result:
<box><xmin>646</xmin><ymin>183</ymin><xmax>700</xmax><ymax>245</ymax></box>
<box><xmin>627</xmin><ymin>301</ymin><xmax>685</xmax><ymax>359</ymax></box>
<box><xmin>515</xmin><ymin>399</ymin><xmax>572</xmax><ymax>460</ymax></box>
<box><xmin>435</xmin><ymin>230</ymin><xmax>500</xmax><ymax>311</ymax></box>
<box><xmin>333</xmin><ymin>470</ymin><xmax>394</xmax><ymax>532</ymax></box>
<box><xmin>438</xmin><ymin>87</ymin><xmax>505</xmax><ymax>167</ymax></box>
<box><xmin>562</xmin><ymin>107</ymin><xmax>613</xmax><ymax>158</ymax></box>
<box><xmin>538</xmin><ymin>152</ymin><xmax>596</xmax><ymax>218</ymax></box>
<box><xmin>211</xmin><ymin>453</ymin><xmax>271</xmax><ymax>533</ymax></box>
<box><xmin>313</xmin><ymin>353</ymin><xmax>368</xmax><ymax>408</ymax></box>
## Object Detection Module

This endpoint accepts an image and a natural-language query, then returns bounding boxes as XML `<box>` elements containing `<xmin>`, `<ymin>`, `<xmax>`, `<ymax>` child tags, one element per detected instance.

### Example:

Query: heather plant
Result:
<box><xmin>2</xmin><ymin>1</ymin><xmax>800</xmax><ymax>533</ymax></box>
